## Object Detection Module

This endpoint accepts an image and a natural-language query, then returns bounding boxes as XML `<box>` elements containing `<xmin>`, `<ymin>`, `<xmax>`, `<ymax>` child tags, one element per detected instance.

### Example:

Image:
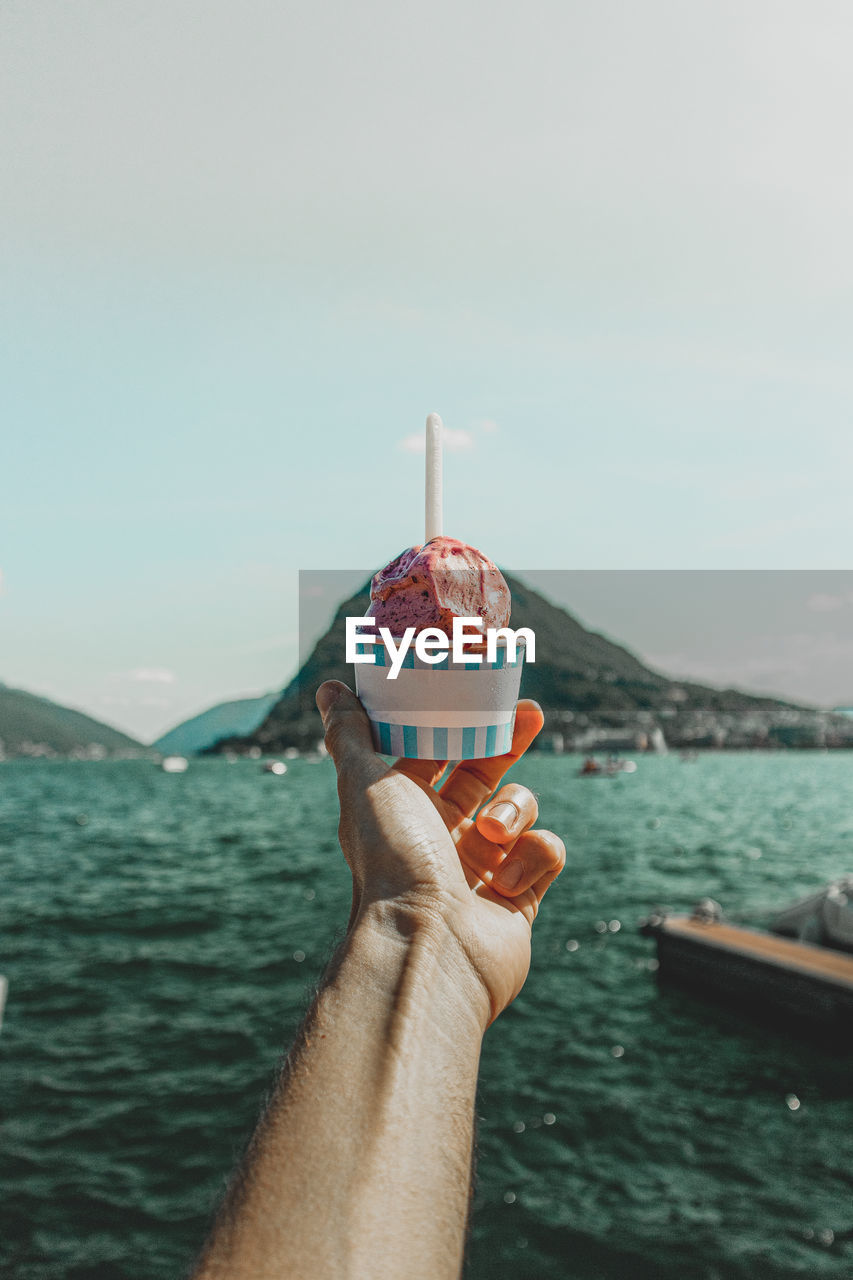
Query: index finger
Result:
<box><xmin>390</xmin><ymin>757</ymin><xmax>449</xmax><ymax>788</ymax></box>
<box><xmin>438</xmin><ymin>700</ymin><xmax>544</xmax><ymax>819</ymax></box>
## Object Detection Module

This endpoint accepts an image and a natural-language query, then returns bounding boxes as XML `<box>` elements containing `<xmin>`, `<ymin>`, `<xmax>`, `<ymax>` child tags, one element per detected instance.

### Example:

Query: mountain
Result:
<box><xmin>153</xmin><ymin>692</ymin><xmax>280</xmax><ymax>756</ymax></box>
<box><xmin>0</xmin><ymin>684</ymin><xmax>145</xmax><ymax>758</ymax></box>
<box><xmin>213</xmin><ymin>575</ymin><xmax>850</xmax><ymax>754</ymax></box>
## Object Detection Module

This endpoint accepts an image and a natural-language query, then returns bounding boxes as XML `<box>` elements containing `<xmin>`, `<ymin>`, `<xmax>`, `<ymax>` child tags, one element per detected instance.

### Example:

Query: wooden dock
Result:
<box><xmin>641</xmin><ymin>914</ymin><xmax>853</xmax><ymax>1036</ymax></box>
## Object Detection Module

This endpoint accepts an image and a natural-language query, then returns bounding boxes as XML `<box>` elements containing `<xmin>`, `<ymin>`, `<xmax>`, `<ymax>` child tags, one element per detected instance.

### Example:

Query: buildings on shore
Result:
<box><xmin>540</xmin><ymin>699</ymin><xmax>853</xmax><ymax>754</ymax></box>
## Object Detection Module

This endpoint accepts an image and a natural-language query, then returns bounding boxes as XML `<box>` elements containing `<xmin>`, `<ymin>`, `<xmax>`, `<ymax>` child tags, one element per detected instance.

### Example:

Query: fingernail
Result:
<box><xmin>487</xmin><ymin>802</ymin><xmax>519</xmax><ymax>830</ymax></box>
<box><xmin>316</xmin><ymin>683</ymin><xmax>343</xmax><ymax>721</ymax></box>
<box><xmin>495</xmin><ymin>859</ymin><xmax>523</xmax><ymax>890</ymax></box>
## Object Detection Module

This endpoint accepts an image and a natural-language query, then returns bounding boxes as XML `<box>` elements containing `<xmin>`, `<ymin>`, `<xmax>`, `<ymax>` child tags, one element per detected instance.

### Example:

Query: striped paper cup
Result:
<box><xmin>354</xmin><ymin>636</ymin><xmax>526</xmax><ymax>759</ymax></box>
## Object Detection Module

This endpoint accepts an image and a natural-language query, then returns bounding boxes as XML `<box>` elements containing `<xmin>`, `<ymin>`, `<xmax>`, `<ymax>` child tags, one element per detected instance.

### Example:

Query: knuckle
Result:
<box><xmin>323</xmin><ymin>714</ymin><xmax>347</xmax><ymax>760</ymax></box>
<box><xmin>524</xmin><ymin>828</ymin><xmax>564</xmax><ymax>870</ymax></box>
<box><xmin>323</xmin><ymin>701</ymin><xmax>365</xmax><ymax>761</ymax></box>
<box><xmin>500</xmin><ymin>783</ymin><xmax>538</xmax><ymax>822</ymax></box>
<box><xmin>549</xmin><ymin>832</ymin><xmax>567</xmax><ymax>871</ymax></box>
<box><xmin>464</xmin><ymin>763</ymin><xmax>495</xmax><ymax>791</ymax></box>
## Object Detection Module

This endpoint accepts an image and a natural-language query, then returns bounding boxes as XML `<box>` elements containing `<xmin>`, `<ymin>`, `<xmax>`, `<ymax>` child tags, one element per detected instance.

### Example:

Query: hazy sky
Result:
<box><xmin>3</xmin><ymin>2</ymin><xmax>853</xmax><ymax>741</ymax></box>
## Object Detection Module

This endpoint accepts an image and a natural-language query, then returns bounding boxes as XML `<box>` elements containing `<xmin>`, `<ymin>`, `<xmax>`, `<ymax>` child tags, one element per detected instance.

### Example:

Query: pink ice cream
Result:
<box><xmin>369</xmin><ymin>536</ymin><xmax>511</xmax><ymax>637</ymax></box>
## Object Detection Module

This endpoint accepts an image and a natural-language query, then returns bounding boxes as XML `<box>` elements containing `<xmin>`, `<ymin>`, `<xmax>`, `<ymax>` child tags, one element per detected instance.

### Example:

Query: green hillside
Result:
<box><xmin>154</xmin><ymin>692</ymin><xmax>279</xmax><ymax>756</ymax></box>
<box><xmin>0</xmin><ymin>684</ymin><xmax>144</xmax><ymax>758</ymax></box>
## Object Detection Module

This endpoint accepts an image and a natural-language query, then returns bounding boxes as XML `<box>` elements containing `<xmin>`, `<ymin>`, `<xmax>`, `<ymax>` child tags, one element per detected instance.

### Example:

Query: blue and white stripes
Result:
<box><xmin>368</xmin><ymin>718</ymin><xmax>516</xmax><ymax>760</ymax></box>
<box><xmin>353</xmin><ymin>634</ymin><xmax>526</xmax><ymax>760</ymax></box>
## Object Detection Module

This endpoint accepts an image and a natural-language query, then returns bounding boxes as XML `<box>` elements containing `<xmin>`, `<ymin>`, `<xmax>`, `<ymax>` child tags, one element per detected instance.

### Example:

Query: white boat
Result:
<box><xmin>771</xmin><ymin>877</ymin><xmax>853</xmax><ymax>951</ymax></box>
<box><xmin>263</xmin><ymin>760</ymin><xmax>287</xmax><ymax>775</ymax></box>
<box><xmin>160</xmin><ymin>755</ymin><xmax>189</xmax><ymax>773</ymax></box>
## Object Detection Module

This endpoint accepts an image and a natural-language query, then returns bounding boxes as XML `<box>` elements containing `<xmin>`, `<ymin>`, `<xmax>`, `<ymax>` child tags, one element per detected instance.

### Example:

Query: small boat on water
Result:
<box><xmin>640</xmin><ymin>878</ymin><xmax>853</xmax><ymax>1037</ymax></box>
<box><xmin>160</xmin><ymin>755</ymin><xmax>189</xmax><ymax>773</ymax></box>
<box><xmin>262</xmin><ymin>760</ymin><xmax>287</xmax><ymax>775</ymax></box>
<box><xmin>578</xmin><ymin>755</ymin><xmax>637</xmax><ymax>778</ymax></box>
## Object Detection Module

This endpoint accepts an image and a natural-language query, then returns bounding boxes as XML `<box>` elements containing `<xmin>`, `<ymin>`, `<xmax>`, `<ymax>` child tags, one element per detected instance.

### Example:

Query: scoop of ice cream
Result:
<box><xmin>369</xmin><ymin>536</ymin><xmax>511</xmax><ymax>637</ymax></box>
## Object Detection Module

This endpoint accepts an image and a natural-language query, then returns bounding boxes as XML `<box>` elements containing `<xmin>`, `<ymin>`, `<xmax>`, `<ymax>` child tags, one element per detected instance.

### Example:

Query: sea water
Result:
<box><xmin>1</xmin><ymin>754</ymin><xmax>852</xmax><ymax>1278</ymax></box>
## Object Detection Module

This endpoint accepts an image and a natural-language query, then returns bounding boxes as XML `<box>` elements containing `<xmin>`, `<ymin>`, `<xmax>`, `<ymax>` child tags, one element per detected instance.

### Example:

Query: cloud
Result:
<box><xmin>127</xmin><ymin>668</ymin><xmax>177</xmax><ymax>684</ymax></box>
<box><xmin>398</xmin><ymin>428</ymin><xmax>474</xmax><ymax>453</ymax></box>
<box><xmin>477</xmin><ymin>419</ymin><xmax>499</xmax><ymax>434</ymax></box>
<box><xmin>442</xmin><ymin>429</ymin><xmax>475</xmax><ymax>452</ymax></box>
<box><xmin>807</xmin><ymin>592</ymin><xmax>853</xmax><ymax>613</ymax></box>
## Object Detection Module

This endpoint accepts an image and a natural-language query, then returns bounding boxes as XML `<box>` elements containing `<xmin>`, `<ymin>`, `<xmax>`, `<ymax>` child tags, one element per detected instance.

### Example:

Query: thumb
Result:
<box><xmin>316</xmin><ymin>681</ymin><xmax>376</xmax><ymax>773</ymax></box>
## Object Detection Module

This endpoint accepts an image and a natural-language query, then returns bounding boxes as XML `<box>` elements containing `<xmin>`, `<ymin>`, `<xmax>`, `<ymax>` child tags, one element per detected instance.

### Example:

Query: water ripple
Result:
<box><xmin>1</xmin><ymin>755</ymin><xmax>852</xmax><ymax>1278</ymax></box>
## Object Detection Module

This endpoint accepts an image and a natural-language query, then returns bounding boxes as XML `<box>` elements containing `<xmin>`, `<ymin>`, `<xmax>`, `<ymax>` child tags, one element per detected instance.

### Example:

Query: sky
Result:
<box><xmin>2</xmin><ymin>1</ymin><xmax>853</xmax><ymax>742</ymax></box>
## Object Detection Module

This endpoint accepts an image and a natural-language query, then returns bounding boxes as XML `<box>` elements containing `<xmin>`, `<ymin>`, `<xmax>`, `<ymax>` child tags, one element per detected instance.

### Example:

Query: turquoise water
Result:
<box><xmin>2</xmin><ymin>754</ymin><xmax>852</xmax><ymax>1278</ymax></box>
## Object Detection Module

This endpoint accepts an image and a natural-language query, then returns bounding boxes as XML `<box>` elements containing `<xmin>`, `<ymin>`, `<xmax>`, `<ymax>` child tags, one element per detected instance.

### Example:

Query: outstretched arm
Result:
<box><xmin>192</xmin><ymin>683</ymin><xmax>564</xmax><ymax>1280</ymax></box>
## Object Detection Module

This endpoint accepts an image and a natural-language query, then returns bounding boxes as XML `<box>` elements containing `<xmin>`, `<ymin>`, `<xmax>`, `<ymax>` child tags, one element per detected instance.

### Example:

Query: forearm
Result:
<box><xmin>193</xmin><ymin>901</ymin><xmax>490</xmax><ymax>1280</ymax></box>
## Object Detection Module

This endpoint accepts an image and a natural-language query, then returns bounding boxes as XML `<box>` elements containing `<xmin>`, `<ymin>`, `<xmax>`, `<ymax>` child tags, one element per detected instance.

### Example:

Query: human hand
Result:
<box><xmin>316</xmin><ymin>681</ymin><xmax>565</xmax><ymax>1026</ymax></box>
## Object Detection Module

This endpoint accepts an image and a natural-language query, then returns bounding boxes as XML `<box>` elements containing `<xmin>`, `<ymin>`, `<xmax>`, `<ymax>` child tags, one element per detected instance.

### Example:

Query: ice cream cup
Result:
<box><xmin>353</xmin><ymin>636</ymin><xmax>526</xmax><ymax>759</ymax></box>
